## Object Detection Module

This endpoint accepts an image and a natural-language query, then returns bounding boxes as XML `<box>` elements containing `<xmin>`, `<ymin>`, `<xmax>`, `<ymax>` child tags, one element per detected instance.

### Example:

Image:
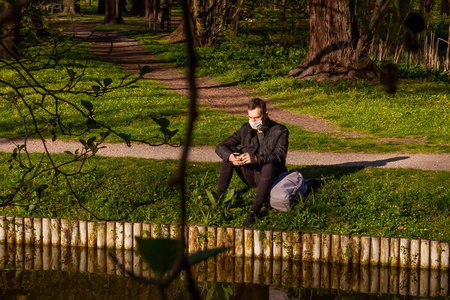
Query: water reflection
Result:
<box><xmin>0</xmin><ymin>243</ymin><xmax>448</xmax><ymax>299</ymax></box>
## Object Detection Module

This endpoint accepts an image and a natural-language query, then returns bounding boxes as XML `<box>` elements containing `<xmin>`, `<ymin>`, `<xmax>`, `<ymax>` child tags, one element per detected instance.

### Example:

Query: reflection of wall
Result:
<box><xmin>0</xmin><ymin>215</ymin><xmax>449</xmax><ymax>270</ymax></box>
<box><xmin>0</xmin><ymin>243</ymin><xmax>448</xmax><ymax>298</ymax></box>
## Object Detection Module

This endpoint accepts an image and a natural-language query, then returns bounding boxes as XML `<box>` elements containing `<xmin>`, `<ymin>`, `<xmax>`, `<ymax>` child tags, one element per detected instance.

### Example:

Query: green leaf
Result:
<box><xmin>11</xmin><ymin>148</ymin><xmax>18</xmax><ymax>159</ymax></box>
<box><xmin>223</xmin><ymin>285</ymin><xmax>233</xmax><ymax>295</ymax></box>
<box><xmin>87</xmin><ymin>136</ymin><xmax>96</xmax><ymax>147</ymax></box>
<box><xmin>81</xmin><ymin>100</ymin><xmax>93</xmax><ymax>112</ymax></box>
<box><xmin>169</xmin><ymin>129</ymin><xmax>179</xmax><ymax>138</ymax></box>
<box><xmin>139</xmin><ymin>65</ymin><xmax>153</xmax><ymax>76</ymax></box>
<box><xmin>151</xmin><ymin>117</ymin><xmax>170</xmax><ymax>128</ymax></box>
<box><xmin>100</xmin><ymin>131</ymin><xmax>111</xmax><ymax>139</ymax></box>
<box><xmin>206</xmin><ymin>190</ymin><xmax>217</xmax><ymax>208</ymax></box>
<box><xmin>92</xmin><ymin>85</ymin><xmax>100</xmax><ymax>92</ymax></box>
<box><xmin>103</xmin><ymin>78</ymin><xmax>112</xmax><ymax>87</ymax></box>
<box><xmin>38</xmin><ymin>184</ymin><xmax>48</xmax><ymax>191</ymax></box>
<box><xmin>223</xmin><ymin>189</ymin><xmax>235</xmax><ymax>204</ymax></box>
<box><xmin>187</xmin><ymin>247</ymin><xmax>230</xmax><ymax>266</ymax></box>
<box><xmin>86</xmin><ymin>119</ymin><xmax>101</xmax><ymax>129</ymax></box>
<box><xmin>160</xmin><ymin>127</ymin><xmax>178</xmax><ymax>139</ymax></box>
<box><xmin>135</xmin><ymin>237</ymin><xmax>179</xmax><ymax>279</ymax></box>
<box><xmin>64</xmin><ymin>151</ymin><xmax>73</xmax><ymax>156</ymax></box>
<box><xmin>66</xmin><ymin>68</ymin><xmax>76</xmax><ymax>80</ymax></box>
<box><xmin>79</xmin><ymin>139</ymin><xmax>87</xmax><ymax>147</ymax></box>
<box><xmin>6</xmin><ymin>91</ymin><xmax>16</xmax><ymax>99</ymax></box>
<box><xmin>118</xmin><ymin>133</ymin><xmax>130</xmax><ymax>141</ymax></box>
<box><xmin>206</xmin><ymin>284</ymin><xmax>216</xmax><ymax>300</ymax></box>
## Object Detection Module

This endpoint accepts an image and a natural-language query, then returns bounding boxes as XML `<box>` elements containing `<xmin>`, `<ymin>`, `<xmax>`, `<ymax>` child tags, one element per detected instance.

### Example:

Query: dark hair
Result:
<box><xmin>248</xmin><ymin>98</ymin><xmax>267</xmax><ymax>114</ymax></box>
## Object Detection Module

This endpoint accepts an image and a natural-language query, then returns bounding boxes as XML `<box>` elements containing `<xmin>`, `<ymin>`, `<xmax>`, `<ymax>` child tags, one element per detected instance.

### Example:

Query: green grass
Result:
<box><xmin>257</xmin><ymin>78</ymin><xmax>449</xmax><ymax>145</ymax></box>
<box><xmin>128</xmin><ymin>23</ymin><xmax>450</xmax><ymax>153</ymax></box>
<box><xmin>1</xmin><ymin>153</ymin><xmax>448</xmax><ymax>241</ymax></box>
<box><xmin>3</xmin><ymin>24</ymin><xmax>446</xmax><ymax>153</ymax></box>
<box><xmin>3</xmin><ymin>3</ymin><xmax>446</xmax><ymax>153</ymax></box>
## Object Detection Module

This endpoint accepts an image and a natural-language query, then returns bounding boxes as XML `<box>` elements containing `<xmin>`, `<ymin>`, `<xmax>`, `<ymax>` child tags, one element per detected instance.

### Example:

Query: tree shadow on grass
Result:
<box><xmin>291</xmin><ymin>156</ymin><xmax>411</xmax><ymax>196</ymax></box>
<box><xmin>294</xmin><ymin>156</ymin><xmax>410</xmax><ymax>180</ymax></box>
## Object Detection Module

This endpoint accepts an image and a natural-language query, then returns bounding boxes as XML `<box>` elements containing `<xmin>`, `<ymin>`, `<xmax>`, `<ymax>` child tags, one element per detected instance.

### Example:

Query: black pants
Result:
<box><xmin>217</xmin><ymin>161</ymin><xmax>285</xmax><ymax>215</ymax></box>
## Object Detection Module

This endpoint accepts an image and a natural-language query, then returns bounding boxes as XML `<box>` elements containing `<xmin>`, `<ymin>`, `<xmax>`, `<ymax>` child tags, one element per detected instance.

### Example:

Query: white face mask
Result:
<box><xmin>249</xmin><ymin>119</ymin><xmax>263</xmax><ymax>130</ymax></box>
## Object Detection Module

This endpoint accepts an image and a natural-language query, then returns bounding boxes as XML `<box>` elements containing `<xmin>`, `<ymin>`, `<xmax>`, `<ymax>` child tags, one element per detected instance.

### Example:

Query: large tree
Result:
<box><xmin>103</xmin><ymin>0</ymin><xmax>124</xmax><ymax>24</ymax></box>
<box><xmin>64</xmin><ymin>0</ymin><xmax>81</xmax><ymax>15</ymax></box>
<box><xmin>129</xmin><ymin>0</ymin><xmax>145</xmax><ymax>16</ymax></box>
<box><xmin>168</xmin><ymin>0</ymin><xmax>244</xmax><ymax>46</ymax></box>
<box><xmin>288</xmin><ymin>0</ymin><xmax>392</xmax><ymax>81</ymax></box>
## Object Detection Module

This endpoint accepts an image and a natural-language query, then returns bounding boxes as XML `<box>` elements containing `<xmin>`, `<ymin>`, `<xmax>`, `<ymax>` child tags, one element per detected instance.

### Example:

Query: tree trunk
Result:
<box><xmin>167</xmin><ymin>0</ymin><xmax>243</xmax><ymax>46</ymax></box>
<box><xmin>420</xmin><ymin>0</ymin><xmax>435</xmax><ymax>13</ymax></box>
<box><xmin>145</xmin><ymin>0</ymin><xmax>151</xmax><ymax>17</ymax></box>
<box><xmin>1</xmin><ymin>5</ymin><xmax>20</xmax><ymax>59</ymax></box>
<box><xmin>149</xmin><ymin>0</ymin><xmax>161</xmax><ymax>30</ymax></box>
<box><xmin>288</xmin><ymin>0</ymin><xmax>388</xmax><ymax>81</ymax></box>
<box><xmin>120</xmin><ymin>0</ymin><xmax>127</xmax><ymax>13</ymax></box>
<box><xmin>97</xmin><ymin>0</ymin><xmax>105</xmax><ymax>14</ymax></box>
<box><xmin>64</xmin><ymin>0</ymin><xmax>81</xmax><ymax>14</ymax></box>
<box><xmin>104</xmin><ymin>0</ymin><xmax>124</xmax><ymax>24</ymax></box>
<box><xmin>160</xmin><ymin>0</ymin><xmax>171</xmax><ymax>29</ymax></box>
<box><xmin>148</xmin><ymin>0</ymin><xmax>171</xmax><ymax>30</ymax></box>
<box><xmin>441</xmin><ymin>0</ymin><xmax>450</xmax><ymax>15</ymax></box>
<box><xmin>167</xmin><ymin>20</ymin><xmax>187</xmax><ymax>42</ymax></box>
<box><xmin>191</xmin><ymin>0</ymin><xmax>243</xmax><ymax>46</ymax></box>
<box><xmin>130</xmin><ymin>0</ymin><xmax>145</xmax><ymax>16</ymax></box>
<box><xmin>279</xmin><ymin>0</ymin><xmax>287</xmax><ymax>24</ymax></box>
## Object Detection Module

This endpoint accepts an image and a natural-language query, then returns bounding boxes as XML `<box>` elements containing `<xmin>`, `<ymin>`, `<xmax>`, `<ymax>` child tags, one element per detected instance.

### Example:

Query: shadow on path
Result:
<box><xmin>334</xmin><ymin>156</ymin><xmax>410</xmax><ymax>168</ymax></box>
<box><xmin>297</xmin><ymin>156</ymin><xmax>413</xmax><ymax>183</ymax></box>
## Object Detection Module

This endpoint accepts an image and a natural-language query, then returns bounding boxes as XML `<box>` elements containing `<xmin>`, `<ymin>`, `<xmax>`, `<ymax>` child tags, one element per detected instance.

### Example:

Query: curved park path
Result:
<box><xmin>1</xmin><ymin>21</ymin><xmax>448</xmax><ymax>171</ymax></box>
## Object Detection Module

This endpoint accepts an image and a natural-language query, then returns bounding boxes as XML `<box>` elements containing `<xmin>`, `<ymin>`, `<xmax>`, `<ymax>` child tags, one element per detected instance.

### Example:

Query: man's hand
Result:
<box><xmin>229</xmin><ymin>153</ymin><xmax>245</xmax><ymax>166</ymax></box>
<box><xmin>229</xmin><ymin>153</ymin><xmax>256</xmax><ymax>166</ymax></box>
<box><xmin>239</xmin><ymin>153</ymin><xmax>257</xmax><ymax>165</ymax></box>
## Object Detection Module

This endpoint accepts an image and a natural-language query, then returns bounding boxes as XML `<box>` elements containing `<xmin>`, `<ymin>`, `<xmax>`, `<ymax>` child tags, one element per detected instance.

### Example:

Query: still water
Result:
<box><xmin>0</xmin><ymin>243</ymin><xmax>448</xmax><ymax>299</ymax></box>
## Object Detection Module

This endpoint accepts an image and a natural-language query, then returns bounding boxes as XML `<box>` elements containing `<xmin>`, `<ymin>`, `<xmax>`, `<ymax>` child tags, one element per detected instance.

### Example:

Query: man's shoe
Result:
<box><xmin>242</xmin><ymin>211</ymin><xmax>256</xmax><ymax>227</ymax></box>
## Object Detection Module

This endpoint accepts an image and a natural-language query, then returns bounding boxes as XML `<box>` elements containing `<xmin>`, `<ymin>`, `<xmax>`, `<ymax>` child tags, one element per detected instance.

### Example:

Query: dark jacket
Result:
<box><xmin>215</xmin><ymin>119</ymin><xmax>289</xmax><ymax>168</ymax></box>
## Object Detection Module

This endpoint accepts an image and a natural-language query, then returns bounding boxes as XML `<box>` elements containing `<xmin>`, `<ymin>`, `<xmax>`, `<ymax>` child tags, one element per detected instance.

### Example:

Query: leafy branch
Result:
<box><xmin>0</xmin><ymin>16</ymin><xmax>180</xmax><ymax>210</ymax></box>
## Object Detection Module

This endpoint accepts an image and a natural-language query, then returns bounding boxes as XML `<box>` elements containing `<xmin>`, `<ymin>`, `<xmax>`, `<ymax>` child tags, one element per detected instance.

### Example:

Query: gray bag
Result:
<box><xmin>270</xmin><ymin>171</ymin><xmax>308</xmax><ymax>212</ymax></box>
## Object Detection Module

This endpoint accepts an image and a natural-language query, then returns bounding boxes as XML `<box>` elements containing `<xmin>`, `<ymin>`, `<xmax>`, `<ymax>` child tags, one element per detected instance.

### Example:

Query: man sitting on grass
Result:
<box><xmin>215</xmin><ymin>98</ymin><xmax>289</xmax><ymax>226</ymax></box>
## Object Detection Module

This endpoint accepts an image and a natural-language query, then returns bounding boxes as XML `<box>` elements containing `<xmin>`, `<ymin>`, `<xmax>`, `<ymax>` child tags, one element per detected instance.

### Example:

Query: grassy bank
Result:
<box><xmin>1</xmin><ymin>153</ymin><xmax>448</xmax><ymax>241</ymax></box>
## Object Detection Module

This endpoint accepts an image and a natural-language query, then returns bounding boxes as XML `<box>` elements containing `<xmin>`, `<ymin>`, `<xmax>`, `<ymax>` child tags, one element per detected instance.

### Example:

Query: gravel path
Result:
<box><xmin>1</xmin><ymin>139</ymin><xmax>449</xmax><ymax>171</ymax></box>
